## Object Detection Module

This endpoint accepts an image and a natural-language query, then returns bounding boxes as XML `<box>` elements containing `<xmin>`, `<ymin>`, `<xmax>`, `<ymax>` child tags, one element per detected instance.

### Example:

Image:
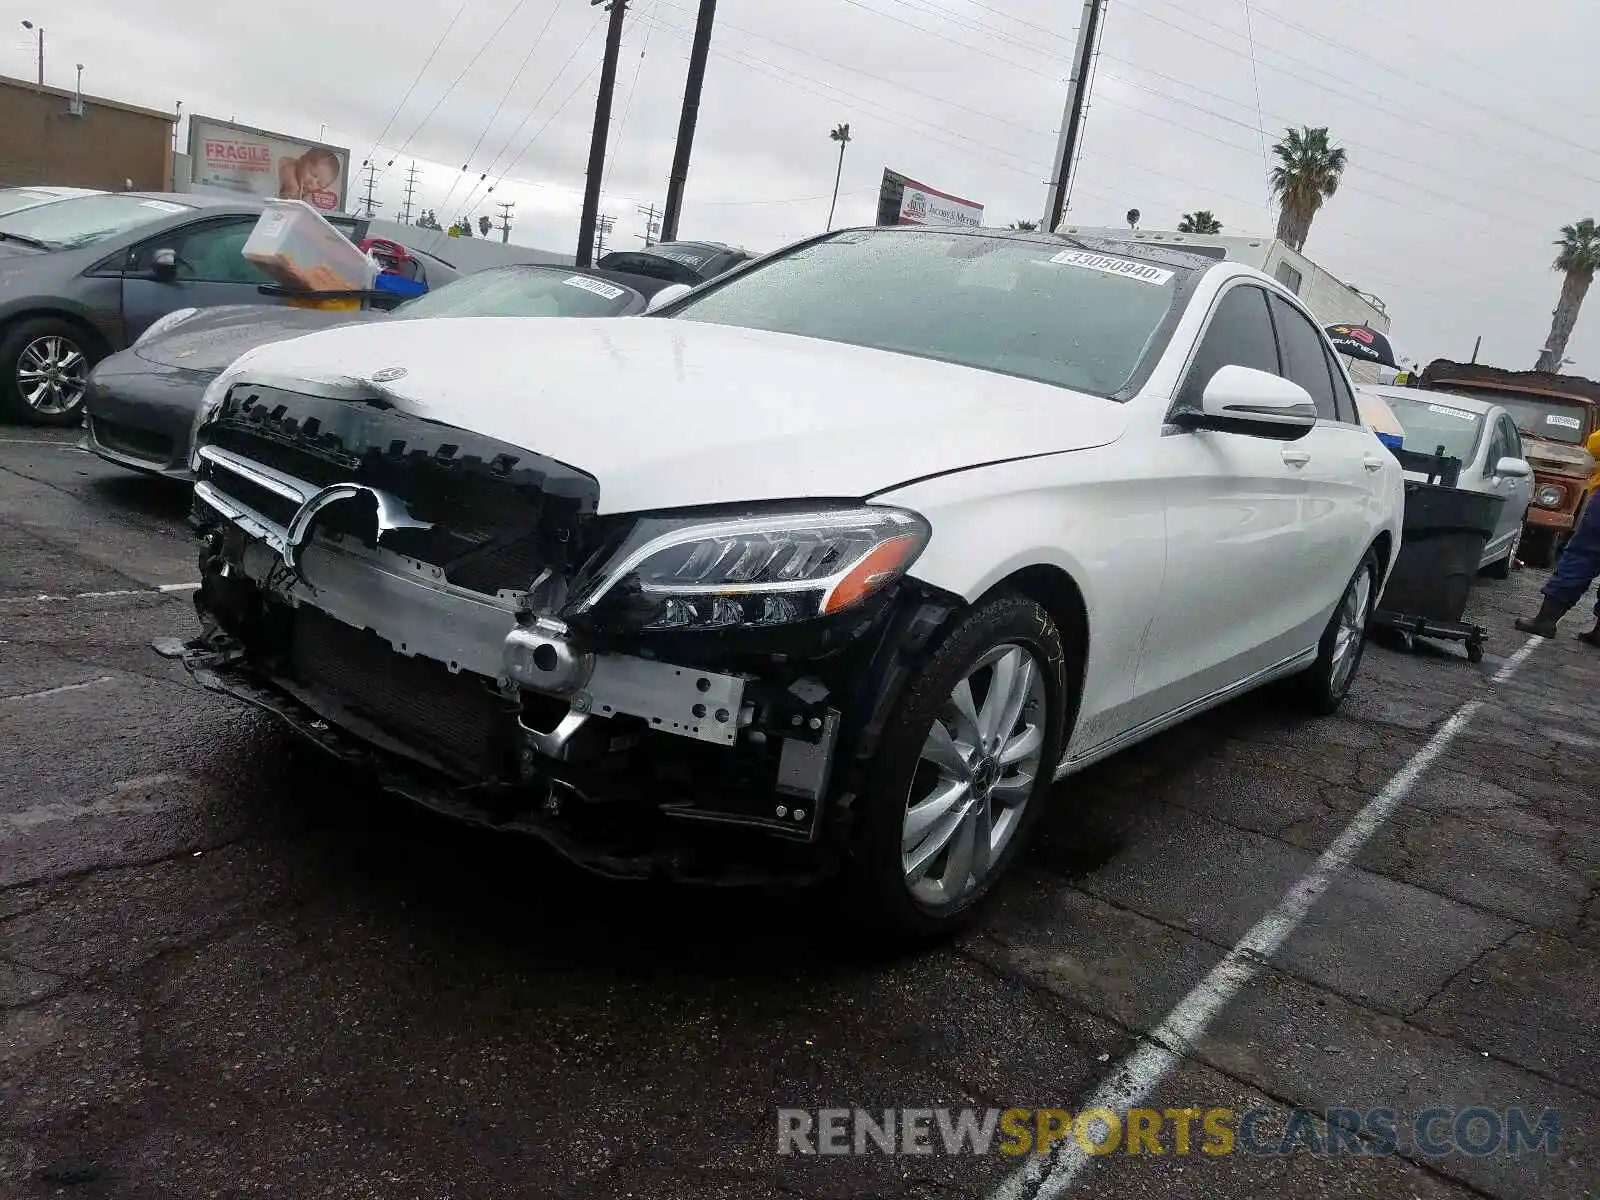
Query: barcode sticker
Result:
<box><xmin>563</xmin><ymin>275</ymin><xmax>627</xmax><ymax>301</ymax></box>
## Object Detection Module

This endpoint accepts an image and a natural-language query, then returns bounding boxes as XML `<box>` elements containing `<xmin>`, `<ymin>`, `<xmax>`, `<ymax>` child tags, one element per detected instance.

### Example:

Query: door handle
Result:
<box><xmin>1282</xmin><ymin>449</ymin><xmax>1312</xmax><ymax>466</ymax></box>
<box><xmin>1362</xmin><ymin>455</ymin><xmax>1384</xmax><ymax>472</ymax></box>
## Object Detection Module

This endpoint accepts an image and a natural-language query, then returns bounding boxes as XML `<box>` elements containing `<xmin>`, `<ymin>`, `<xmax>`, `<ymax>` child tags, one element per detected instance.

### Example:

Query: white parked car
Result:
<box><xmin>1358</xmin><ymin>384</ymin><xmax>1533</xmax><ymax>577</ymax></box>
<box><xmin>176</xmin><ymin>227</ymin><xmax>1404</xmax><ymax>938</ymax></box>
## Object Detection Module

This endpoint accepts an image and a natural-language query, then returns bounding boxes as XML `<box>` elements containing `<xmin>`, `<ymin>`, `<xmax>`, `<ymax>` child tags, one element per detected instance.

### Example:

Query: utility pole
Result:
<box><xmin>398</xmin><ymin>163</ymin><xmax>420</xmax><ymax>224</ymax></box>
<box><xmin>594</xmin><ymin>214</ymin><xmax>617</xmax><ymax>259</ymax></box>
<box><xmin>20</xmin><ymin>21</ymin><xmax>42</xmax><ymax>91</ymax></box>
<box><xmin>1041</xmin><ymin>0</ymin><xmax>1105</xmax><ymax>233</ymax></box>
<box><xmin>659</xmin><ymin>0</ymin><xmax>717</xmax><ymax>243</ymax></box>
<box><xmin>635</xmin><ymin>202</ymin><xmax>661</xmax><ymax>246</ymax></box>
<box><xmin>359</xmin><ymin>162</ymin><xmax>383</xmax><ymax>219</ymax></box>
<box><xmin>576</xmin><ymin>0</ymin><xmax>629</xmax><ymax>267</ymax></box>
<box><xmin>496</xmin><ymin>200</ymin><xmax>516</xmax><ymax>244</ymax></box>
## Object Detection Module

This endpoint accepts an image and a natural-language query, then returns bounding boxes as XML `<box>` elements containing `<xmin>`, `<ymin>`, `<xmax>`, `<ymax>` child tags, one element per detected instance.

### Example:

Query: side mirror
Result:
<box><xmin>151</xmin><ymin>248</ymin><xmax>180</xmax><ymax>282</ymax></box>
<box><xmin>644</xmin><ymin>283</ymin><xmax>692</xmax><ymax>313</ymax></box>
<box><xmin>1174</xmin><ymin>364</ymin><xmax>1319</xmax><ymax>440</ymax></box>
<box><xmin>1494</xmin><ymin>456</ymin><xmax>1532</xmax><ymax>479</ymax></box>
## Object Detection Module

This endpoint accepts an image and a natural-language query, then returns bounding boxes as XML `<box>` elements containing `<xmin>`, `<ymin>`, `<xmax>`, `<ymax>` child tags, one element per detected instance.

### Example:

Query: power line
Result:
<box><xmin>1109</xmin><ymin>0</ymin><xmax>1600</xmax><ymax>189</ymax></box>
<box><xmin>654</xmin><ymin>0</ymin><xmax>1053</xmax><ymax>139</ymax></box>
<box><xmin>496</xmin><ymin>200</ymin><xmax>516</xmax><ymax>243</ymax></box>
<box><xmin>361</xmin><ymin>2</ymin><xmax>468</xmax><ymax>168</ymax></box>
<box><xmin>603</xmin><ymin>0</ymin><xmax>659</xmax><ymax>195</ymax></box>
<box><xmin>1243</xmin><ymin>1</ymin><xmax>1600</xmax><ymax>165</ymax></box>
<box><xmin>392</xmin><ymin>0</ymin><xmax>537</xmax><ymax>163</ymax></box>
<box><xmin>455</xmin><ymin>0</ymin><xmax>568</xmax><ymax>176</ymax></box>
<box><xmin>453</xmin><ymin>15</ymin><xmax>608</xmax><ymax>218</ymax></box>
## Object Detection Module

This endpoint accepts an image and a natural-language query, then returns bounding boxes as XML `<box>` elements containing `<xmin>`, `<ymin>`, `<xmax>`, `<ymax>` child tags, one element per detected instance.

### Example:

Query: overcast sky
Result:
<box><xmin>23</xmin><ymin>0</ymin><xmax>1600</xmax><ymax>369</ymax></box>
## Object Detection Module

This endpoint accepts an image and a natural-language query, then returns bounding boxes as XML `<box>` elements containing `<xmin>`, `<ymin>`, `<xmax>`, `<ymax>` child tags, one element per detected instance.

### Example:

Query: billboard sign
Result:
<box><xmin>875</xmin><ymin>168</ymin><xmax>983</xmax><ymax>228</ymax></box>
<box><xmin>187</xmin><ymin>116</ymin><xmax>351</xmax><ymax>213</ymax></box>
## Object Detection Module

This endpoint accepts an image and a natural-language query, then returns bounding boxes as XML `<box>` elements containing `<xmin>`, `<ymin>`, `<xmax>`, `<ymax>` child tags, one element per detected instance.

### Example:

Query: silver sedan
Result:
<box><xmin>1359</xmin><ymin>384</ymin><xmax>1533</xmax><ymax>577</ymax></box>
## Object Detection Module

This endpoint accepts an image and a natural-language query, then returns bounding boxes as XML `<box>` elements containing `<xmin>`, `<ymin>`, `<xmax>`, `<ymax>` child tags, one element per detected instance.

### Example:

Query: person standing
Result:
<box><xmin>1515</xmin><ymin>428</ymin><xmax>1600</xmax><ymax>644</ymax></box>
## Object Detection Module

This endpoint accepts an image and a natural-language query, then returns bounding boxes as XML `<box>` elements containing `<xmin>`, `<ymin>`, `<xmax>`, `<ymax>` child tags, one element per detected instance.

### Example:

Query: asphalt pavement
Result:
<box><xmin>1</xmin><ymin>428</ymin><xmax>1595</xmax><ymax>1199</ymax></box>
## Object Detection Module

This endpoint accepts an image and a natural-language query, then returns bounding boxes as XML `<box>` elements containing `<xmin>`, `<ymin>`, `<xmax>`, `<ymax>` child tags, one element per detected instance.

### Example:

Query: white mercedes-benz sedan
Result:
<box><xmin>173</xmin><ymin>226</ymin><xmax>1404</xmax><ymax>939</ymax></box>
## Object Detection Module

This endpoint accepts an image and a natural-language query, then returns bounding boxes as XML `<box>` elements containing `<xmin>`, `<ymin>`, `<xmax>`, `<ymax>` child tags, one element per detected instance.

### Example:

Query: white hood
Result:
<box><xmin>218</xmin><ymin>316</ymin><xmax>1129</xmax><ymax>513</ymax></box>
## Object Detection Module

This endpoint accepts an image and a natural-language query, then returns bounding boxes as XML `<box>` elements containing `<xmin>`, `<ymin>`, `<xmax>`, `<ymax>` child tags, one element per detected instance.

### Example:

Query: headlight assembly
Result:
<box><xmin>1536</xmin><ymin>483</ymin><xmax>1566</xmax><ymax>508</ymax></box>
<box><xmin>566</xmin><ymin>506</ymin><xmax>931</xmax><ymax>632</ymax></box>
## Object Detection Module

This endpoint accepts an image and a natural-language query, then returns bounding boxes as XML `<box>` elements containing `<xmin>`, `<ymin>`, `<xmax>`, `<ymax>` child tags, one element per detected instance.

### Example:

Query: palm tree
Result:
<box><xmin>1177</xmin><ymin>210</ymin><xmax>1222</xmax><ymax>234</ymax></box>
<box><xmin>826</xmin><ymin>123</ymin><xmax>852</xmax><ymax>231</ymax></box>
<box><xmin>1009</xmin><ymin>220</ymin><xmax>1039</xmax><ymax>231</ymax></box>
<box><xmin>1269</xmin><ymin>126</ymin><xmax>1347</xmax><ymax>252</ymax></box>
<box><xmin>1535</xmin><ymin>219</ymin><xmax>1600</xmax><ymax>372</ymax></box>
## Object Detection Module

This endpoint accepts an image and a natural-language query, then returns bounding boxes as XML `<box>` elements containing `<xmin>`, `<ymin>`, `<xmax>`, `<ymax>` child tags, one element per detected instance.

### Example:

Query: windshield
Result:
<box><xmin>0</xmin><ymin>188</ymin><xmax>74</xmax><ymax>217</ymax></box>
<box><xmin>1429</xmin><ymin>386</ymin><xmax>1590</xmax><ymax>445</ymax></box>
<box><xmin>1384</xmin><ymin>395</ymin><xmax>1486</xmax><ymax>462</ymax></box>
<box><xmin>393</xmin><ymin>267</ymin><xmax>640</xmax><ymax>318</ymax></box>
<box><xmin>0</xmin><ymin>193</ymin><xmax>192</xmax><ymax>250</ymax></box>
<box><xmin>666</xmin><ymin>230</ymin><xmax>1185</xmax><ymax>396</ymax></box>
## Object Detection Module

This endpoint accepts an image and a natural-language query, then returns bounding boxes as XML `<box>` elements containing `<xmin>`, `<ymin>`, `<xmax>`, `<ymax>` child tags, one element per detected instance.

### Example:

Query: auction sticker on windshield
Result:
<box><xmin>562</xmin><ymin>275</ymin><xmax>627</xmax><ymax>301</ymax></box>
<box><xmin>1049</xmin><ymin>250</ymin><xmax>1175</xmax><ymax>285</ymax></box>
<box><xmin>1427</xmin><ymin>404</ymin><xmax>1477</xmax><ymax>421</ymax></box>
<box><xmin>1546</xmin><ymin>413</ymin><xmax>1583</xmax><ymax>430</ymax></box>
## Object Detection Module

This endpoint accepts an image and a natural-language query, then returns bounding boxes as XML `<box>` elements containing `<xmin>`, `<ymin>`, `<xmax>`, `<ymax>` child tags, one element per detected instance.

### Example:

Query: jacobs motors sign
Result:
<box><xmin>876</xmin><ymin>168</ymin><xmax>984</xmax><ymax>229</ymax></box>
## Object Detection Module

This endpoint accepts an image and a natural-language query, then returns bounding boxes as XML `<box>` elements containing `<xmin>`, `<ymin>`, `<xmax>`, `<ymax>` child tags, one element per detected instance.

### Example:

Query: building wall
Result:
<box><xmin>0</xmin><ymin>75</ymin><xmax>173</xmax><ymax>191</ymax></box>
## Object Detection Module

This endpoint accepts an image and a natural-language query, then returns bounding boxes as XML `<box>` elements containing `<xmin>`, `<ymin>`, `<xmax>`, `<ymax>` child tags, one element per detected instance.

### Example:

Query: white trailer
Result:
<box><xmin>1057</xmin><ymin>226</ymin><xmax>1394</xmax><ymax>383</ymax></box>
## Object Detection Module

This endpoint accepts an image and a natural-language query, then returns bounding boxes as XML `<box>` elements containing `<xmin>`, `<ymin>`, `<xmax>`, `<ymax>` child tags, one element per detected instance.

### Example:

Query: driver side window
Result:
<box><xmin>130</xmin><ymin>218</ymin><xmax>271</xmax><ymax>285</ymax></box>
<box><xmin>1176</xmin><ymin>285</ymin><xmax>1279</xmax><ymax>410</ymax></box>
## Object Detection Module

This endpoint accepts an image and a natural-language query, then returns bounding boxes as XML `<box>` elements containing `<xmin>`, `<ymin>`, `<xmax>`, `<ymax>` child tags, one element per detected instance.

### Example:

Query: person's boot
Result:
<box><xmin>1514</xmin><ymin>596</ymin><xmax>1574</xmax><ymax>637</ymax></box>
<box><xmin>1578</xmin><ymin>619</ymin><xmax>1600</xmax><ymax>648</ymax></box>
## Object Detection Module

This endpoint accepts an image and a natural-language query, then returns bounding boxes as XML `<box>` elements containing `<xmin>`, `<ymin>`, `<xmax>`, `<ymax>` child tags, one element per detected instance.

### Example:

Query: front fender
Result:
<box><xmin>875</xmin><ymin>452</ymin><xmax>1166</xmax><ymax>744</ymax></box>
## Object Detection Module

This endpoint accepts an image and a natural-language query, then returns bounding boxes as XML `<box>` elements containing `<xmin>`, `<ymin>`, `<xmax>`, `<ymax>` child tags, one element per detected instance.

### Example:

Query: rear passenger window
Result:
<box><xmin>1178</xmin><ymin>285</ymin><xmax>1279</xmax><ymax>410</ymax></box>
<box><xmin>1320</xmin><ymin>340</ymin><xmax>1360</xmax><ymax>424</ymax></box>
<box><xmin>1269</xmin><ymin>295</ymin><xmax>1340</xmax><ymax>421</ymax></box>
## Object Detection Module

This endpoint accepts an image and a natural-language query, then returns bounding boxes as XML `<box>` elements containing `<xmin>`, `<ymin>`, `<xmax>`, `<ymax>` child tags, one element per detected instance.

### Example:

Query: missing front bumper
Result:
<box><xmin>178</xmin><ymin>643</ymin><xmax>838</xmax><ymax>887</ymax></box>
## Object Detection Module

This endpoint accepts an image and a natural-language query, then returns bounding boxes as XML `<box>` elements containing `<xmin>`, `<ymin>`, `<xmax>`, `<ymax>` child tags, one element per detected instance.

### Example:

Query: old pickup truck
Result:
<box><xmin>1417</xmin><ymin>360</ymin><xmax>1600</xmax><ymax>568</ymax></box>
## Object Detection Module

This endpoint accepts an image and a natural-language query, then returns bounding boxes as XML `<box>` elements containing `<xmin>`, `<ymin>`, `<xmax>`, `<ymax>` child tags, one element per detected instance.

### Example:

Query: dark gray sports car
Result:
<box><xmin>84</xmin><ymin>263</ymin><xmax>676</xmax><ymax>480</ymax></box>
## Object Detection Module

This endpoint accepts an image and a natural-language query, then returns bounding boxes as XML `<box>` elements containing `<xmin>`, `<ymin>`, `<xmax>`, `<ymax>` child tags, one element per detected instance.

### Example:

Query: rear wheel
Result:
<box><xmin>1520</xmin><ymin>526</ymin><xmax>1559</xmax><ymax>569</ymax></box>
<box><xmin>1296</xmin><ymin>553</ymin><xmax>1377</xmax><ymax>714</ymax></box>
<box><xmin>1482</xmin><ymin>519</ymin><xmax>1522</xmax><ymax>580</ymax></box>
<box><xmin>846</xmin><ymin>593</ymin><xmax>1071</xmax><ymax>942</ymax></box>
<box><xmin>0</xmin><ymin>318</ymin><xmax>96</xmax><ymax>425</ymax></box>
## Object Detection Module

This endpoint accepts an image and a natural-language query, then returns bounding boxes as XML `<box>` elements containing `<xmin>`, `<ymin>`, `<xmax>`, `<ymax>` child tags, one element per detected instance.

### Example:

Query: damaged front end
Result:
<box><xmin>176</xmin><ymin>382</ymin><xmax>955</xmax><ymax>884</ymax></box>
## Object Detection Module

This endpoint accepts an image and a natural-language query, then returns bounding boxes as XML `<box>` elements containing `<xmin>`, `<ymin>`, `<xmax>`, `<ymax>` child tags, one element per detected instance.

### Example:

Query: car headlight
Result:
<box><xmin>1536</xmin><ymin>483</ymin><xmax>1566</xmax><ymax>508</ymax></box>
<box><xmin>565</xmin><ymin>506</ymin><xmax>931</xmax><ymax>632</ymax></box>
<box><xmin>187</xmin><ymin>370</ymin><xmax>243</xmax><ymax>472</ymax></box>
<box><xmin>133</xmin><ymin>307</ymin><xmax>199</xmax><ymax>348</ymax></box>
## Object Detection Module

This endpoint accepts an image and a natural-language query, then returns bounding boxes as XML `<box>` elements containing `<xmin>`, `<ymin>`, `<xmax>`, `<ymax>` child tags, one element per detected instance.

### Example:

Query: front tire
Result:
<box><xmin>1297</xmin><ymin>553</ymin><xmax>1377</xmax><ymax>715</ymax></box>
<box><xmin>0</xmin><ymin>318</ymin><xmax>96</xmax><ymax>425</ymax></box>
<box><xmin>846</xmin><ymin>592</ymin><xmax>1071</xmax><ymax>942</ymax></box>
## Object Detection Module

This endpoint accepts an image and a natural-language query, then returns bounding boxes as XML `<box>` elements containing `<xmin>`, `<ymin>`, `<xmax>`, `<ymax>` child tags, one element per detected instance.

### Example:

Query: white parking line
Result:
<box><xmin>988</xmin><ymin>635</ymin><xmax>1543</xmax><ymax>1200</ymax></box>
<box><xmin>0</xmin><ymin>582</ymin><xmax>198</xmax><ymax>605</ymax></box>
<box><xmin>0</xmin><ymin>676</ymin><xmax>116</xmax><ymax>704</ymax></box>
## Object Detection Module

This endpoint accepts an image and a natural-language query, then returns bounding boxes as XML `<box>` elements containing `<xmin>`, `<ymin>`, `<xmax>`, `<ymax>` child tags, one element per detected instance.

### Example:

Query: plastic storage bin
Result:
<box><xmin>244</xmin><ymin>199</ymin><xmax>376</xmax><ymax>293</ymax></box>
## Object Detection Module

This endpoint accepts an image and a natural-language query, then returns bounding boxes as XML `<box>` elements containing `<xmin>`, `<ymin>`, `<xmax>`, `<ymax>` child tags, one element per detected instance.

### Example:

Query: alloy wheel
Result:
<box><xmin>1329</xmin><ymin>568</ymin><xmax>1372</xmax><ymax>695</ymax></box>
<box><xmin>17</xmin><ymin>334</ymin><xmax>88</xmax><ymax>416</ymax></box>
<box><xmin>902</xmin><ymin>643</ymin><xmax>1047</xmax><ymax>909</ymax></box>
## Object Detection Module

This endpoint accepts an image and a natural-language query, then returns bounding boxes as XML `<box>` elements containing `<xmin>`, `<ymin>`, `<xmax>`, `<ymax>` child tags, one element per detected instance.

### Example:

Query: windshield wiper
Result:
<box><xmin>0</xmin><ymin>231</ymin><xmax>55</xmax><ymax>250</ymax></box>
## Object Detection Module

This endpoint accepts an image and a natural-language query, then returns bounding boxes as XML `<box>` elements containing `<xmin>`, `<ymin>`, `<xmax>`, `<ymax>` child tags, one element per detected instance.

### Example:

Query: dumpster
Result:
<box><xmin>1372</xmin><ymin>465</ymin><xmax>1504</xmax><ymax>663</ymax></box>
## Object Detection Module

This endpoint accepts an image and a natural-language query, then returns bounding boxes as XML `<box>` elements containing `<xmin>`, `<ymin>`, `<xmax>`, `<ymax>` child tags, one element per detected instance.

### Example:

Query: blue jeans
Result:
<box><xmin>1543</xmin><ymin>497</ymin><xmax>1600</xmax><ymax>615</ymax></box>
